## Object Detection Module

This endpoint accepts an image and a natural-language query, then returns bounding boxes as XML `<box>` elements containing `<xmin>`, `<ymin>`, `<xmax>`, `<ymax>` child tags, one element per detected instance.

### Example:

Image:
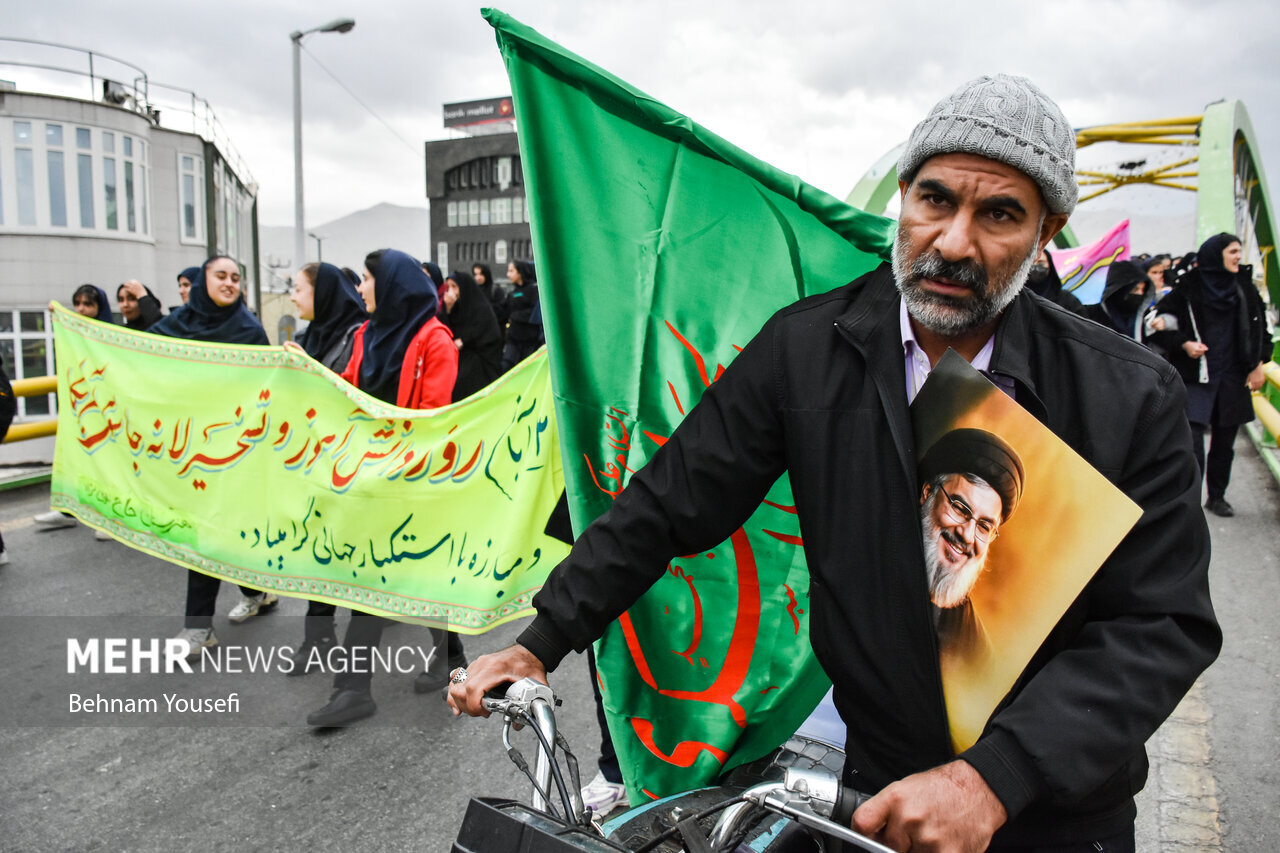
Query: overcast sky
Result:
<box><xmin>8</xmin><ymin>0</ymin><xmax>1278</xmax><ymax>246</ymax></box>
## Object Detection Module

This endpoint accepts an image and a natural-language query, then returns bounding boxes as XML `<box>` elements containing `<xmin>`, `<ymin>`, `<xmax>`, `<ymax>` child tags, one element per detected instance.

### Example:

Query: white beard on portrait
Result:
<box><xmin>921</xmin><ymin>496</ymin><xmax>989</xmax><ymax>609</ymax></box>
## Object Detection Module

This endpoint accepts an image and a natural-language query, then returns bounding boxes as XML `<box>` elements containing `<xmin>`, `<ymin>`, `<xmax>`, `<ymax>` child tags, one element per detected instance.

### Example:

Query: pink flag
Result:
<box><xmin>1048</xmin><ymin>220</ymin><xmax>1130</xmax><ymax>305</ymax></box>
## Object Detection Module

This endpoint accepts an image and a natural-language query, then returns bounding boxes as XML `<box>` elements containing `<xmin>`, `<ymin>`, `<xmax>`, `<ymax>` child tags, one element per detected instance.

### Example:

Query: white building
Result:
<box><xmin>0</xmin><ymin>49</ymin><xmax>259</xmax><ymax>420</ymax></box>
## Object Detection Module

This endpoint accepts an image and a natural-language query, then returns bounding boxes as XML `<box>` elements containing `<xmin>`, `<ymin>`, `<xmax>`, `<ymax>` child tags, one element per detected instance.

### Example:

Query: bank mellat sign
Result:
<box><xmin>443</xmin><ymin>96</ymin><xmax>515</xmax><ymax>128</ymax></box>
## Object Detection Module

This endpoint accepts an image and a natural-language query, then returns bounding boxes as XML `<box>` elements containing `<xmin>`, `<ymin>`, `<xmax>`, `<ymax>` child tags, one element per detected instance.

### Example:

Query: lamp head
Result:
<box><xmin>321</xmin><ymin>18</ymin><xmax>356</xmax><ymax>34</ymax></box>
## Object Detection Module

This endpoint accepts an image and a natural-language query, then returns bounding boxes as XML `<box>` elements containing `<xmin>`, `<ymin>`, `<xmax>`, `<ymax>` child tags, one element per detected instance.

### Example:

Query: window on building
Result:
<box><xmin>512</xmin><ymin>196</ymin><xmax>522</xmax><ymax>224</ymax></box>
<box><xmin>495</xmin><ymin>239</ymin><xmax>508</xmax><ymax>265</ymax></box>
<box><xmin>47</xmin><ymin>150</ymin><xmax>67</xmax><ymax>227</ymax></box>
<box><xmin>0</xmin><ymin>311</ymin><xmax>57</xmax><ymax>416</ymax></box>
<box><xmin>77</xmin><ymin>153</ymin><xmax>94</xmax><ymax>228</ymax></box>
<box><xmin>44</xmin><ymin>123</ymin><xmax>67</xmax><ymax>227</ymax></box>
<box><xmin>437</xmin><ymin>242</ymin><xmax>449</xmax><ymax>275</ymax></box>
<box><xmin>448</xmin><ymin>169</ymin><xmax>458</xmax><ymax>191</ymax></box>
<box><xmin>497</xmin><ymin>157</ymin><xmax>512</xmax><ymax>190</ymax></box>
<box><xmin>492</xmin><ymin>197</ymin><xmax>510</xmax><ymax>225</ymax></box>
<box><xmin>139</xmin><ymin>164</ymin><xmax>148</xmax><ymax>233</ymax></box>
<box><xmin>469</xmin><ymin>160</ymin><xmax>479</xmax><ymax>187</ymax></box>
<box><xmin>76</xmin><ymin>127</ymin><xmax>91</xmax><ymax>150</ymax></box>
<box><xmin>103</xmin><ymin>131</ymin><xmax>114</xmax><ymax>153</ymax></box>
<box><xmin>123</xmin><ymin>136</ymin><xmax>132</xmax><ymax>158</ymax></box>
<box><xmin>103</xmin><ymin>156</ymin><xmax>117</xmax><ymax>230</ymax></box>
<box><xmin>513</xmin><ymin>157</ymin><xmax>523</xmax><ymax>186</ymax></box>
<box><xmin>179</xmin><ymin>153</ymin><xmax>204</xmax><ymax>243</ymax></box>
<box><xmin>124</xmin><ymin>162</ymin><xmax>136</xmax><ymax>232</ymax></box>
<box><xmin>468</xmin><ymin>199</ymin><xmax>479</xmax><ymax>227</ymax></box>
<box><xmin>15</xmin><ymin>148</ymin><xmax>36</xmax><ymax>226</ymax></box>
<box><xmin>479</xmin><ymin>198</ymin><xmax>490</xmax><ymax>226</ymax></box>
<box><xmin>447</xmin><ymin>201</ymin><xmax>457</xmax><ymax>228</ymax></box>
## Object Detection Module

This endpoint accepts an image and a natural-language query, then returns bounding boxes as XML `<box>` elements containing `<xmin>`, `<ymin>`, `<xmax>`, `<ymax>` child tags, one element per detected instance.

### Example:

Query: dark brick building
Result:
<box><xmin>424</xmin><ymin>129</ymin><xmax>532</xmax><ymax>282</ymax></box>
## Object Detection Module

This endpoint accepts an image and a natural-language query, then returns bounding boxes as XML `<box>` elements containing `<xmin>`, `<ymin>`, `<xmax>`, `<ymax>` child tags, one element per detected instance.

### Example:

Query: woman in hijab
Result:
<box><xmin>116</xmin><ymin>280</ymin><xmax>164</xmax><ymax>331</ymax></box>
<box><xmin>1141</xmin><ymin>254</ymin><xmax>1172</xmax><ymax>297</ymax></box>
<box><xmin>72</xmin><ymin>285</ymin><xmax>116</xmax><ymax>323</ymax></box>
<box><xmin>472</xmin><ymin>262</ymin><xmax>510</xmax><ymax>331</ymax></box>
<box><xmin>152</xmin><ymin>256</ymin><xmax>268</xmax><ymax>345</ymax></box>
<box><xmin>440</xmin><ymin>270</ymin><xmax>503</xmax><ymax>401</ymax></box>
<box><xmin>291</xmin><ymin>262</ymin><xmax>367</xmax><ymax>371</ymax></box>
<box><xmin>502</xmin><ymin>259</ymin><xmax>545</xmax><ymax>371</ymax></box>
<box><xmin>155</xmin><ymin>257</ymin><xmax>274</xmax><ymax>658</ymax></box>
<box><xmin>176</xmin><ymin>266</ymin><xmax>200</xmax><ymax>305</ymax></box>
<box><xmin>1079</xmin><ymin>260</ymin><xmax>1152</xmax><ymax>340</ymax></box>
<box><xmin>306</xmin><ymin>248</ymin><xmax>465</xmax><ymax>727</ymax></box>
<box><xmin>1148</xmin><ymin>233</ymin><xmax>1268</xmax><ymax>516</ymax></box>
<box><xmin>283</xmin><ymin>262</ymin><xmax>367</xmax><ymax>673</ymax></box>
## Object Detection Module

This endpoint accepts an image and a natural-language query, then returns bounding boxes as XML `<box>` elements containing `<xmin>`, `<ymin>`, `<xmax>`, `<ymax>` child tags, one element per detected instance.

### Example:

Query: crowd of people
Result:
<box><xmin>37</xmin><ymin>250</ymin><xmax>547</xmax><ymax>730</ymax></box>
<box><xmin>1030</xmin><ymin>235</ymin><xmax>1269</xmax><ymax>515</ymax></box>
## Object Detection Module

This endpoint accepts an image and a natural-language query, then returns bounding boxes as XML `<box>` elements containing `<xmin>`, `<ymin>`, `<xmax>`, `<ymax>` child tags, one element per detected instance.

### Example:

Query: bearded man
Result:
<box><xmin>917</xmin><ymin>428</ymin><xmax>1025</xmax><ymax>663</ymax></box>
<box><xmin>452</xmin><ymin>74</ymin><xmax>1219</xmax><ymax>852</ymax></box>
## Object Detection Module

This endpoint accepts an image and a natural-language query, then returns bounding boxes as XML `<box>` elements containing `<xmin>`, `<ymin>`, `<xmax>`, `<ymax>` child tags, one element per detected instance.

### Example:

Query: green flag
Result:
<box><xmin>51</xmin><ymin>304</ymin><xmax>568</xmax><ymax>632</ymax></box>
<box><xmin>486</xmin><ymin>9</ymin><xmax>895</xmax><ymax>801</ymax></box>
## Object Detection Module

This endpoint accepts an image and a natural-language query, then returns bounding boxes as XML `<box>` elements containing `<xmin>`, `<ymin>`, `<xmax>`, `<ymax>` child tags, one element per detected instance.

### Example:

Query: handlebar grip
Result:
<box><xmin>832</xmin><ymin>785</ymin><xmax>870</xmax><ymax>828</ymax></box>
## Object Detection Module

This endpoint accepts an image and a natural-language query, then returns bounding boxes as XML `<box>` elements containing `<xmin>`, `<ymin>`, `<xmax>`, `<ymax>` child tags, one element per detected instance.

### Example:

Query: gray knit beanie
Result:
<box><xmin>898</xmin><ymin>74</ymin><xmax>1078</xmax><ymax>215</ymax></box>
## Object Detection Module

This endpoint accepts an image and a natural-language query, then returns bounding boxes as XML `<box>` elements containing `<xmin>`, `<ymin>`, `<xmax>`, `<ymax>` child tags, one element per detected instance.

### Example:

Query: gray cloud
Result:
<box><xmin>6</xmin><ymin>0</ymin><xmax>1277</xmax><ymax>242</ymax></box>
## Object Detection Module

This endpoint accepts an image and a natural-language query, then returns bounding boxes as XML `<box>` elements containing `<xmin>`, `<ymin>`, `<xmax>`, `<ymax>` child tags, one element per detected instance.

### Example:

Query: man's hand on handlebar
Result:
<box><xmin>447</xmin><ymin>643</ymin><xmax>548</xmax><ymax>717</ymax></box>
<box><xmin>851</xmin><ymin>760</ymin><xmax>1006</xmax><ymax>853</ymax></box>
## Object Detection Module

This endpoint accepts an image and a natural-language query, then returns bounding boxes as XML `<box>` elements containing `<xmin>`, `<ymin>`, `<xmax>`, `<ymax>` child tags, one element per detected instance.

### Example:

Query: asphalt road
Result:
<box><xmin>2</xmin><ymin>432</ymin><xmax>1278</xmax><ymax>851</ymax></box>
<box><xmin>0</xmin><ymin>481</ymin><xmax>599</xmax><ymax>852</ymax></box>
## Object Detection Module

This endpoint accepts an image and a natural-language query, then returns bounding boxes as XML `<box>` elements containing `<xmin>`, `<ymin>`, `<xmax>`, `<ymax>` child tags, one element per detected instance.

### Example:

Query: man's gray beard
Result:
<box><xmin>921</xmin><ymin>497</ymin><xmax>988</xmax><ymax>609</ymax></box>
<box><xmin>892</xmin><ymin>220</ymin><xmax>1042</xmax><ymax>335</ymax></box>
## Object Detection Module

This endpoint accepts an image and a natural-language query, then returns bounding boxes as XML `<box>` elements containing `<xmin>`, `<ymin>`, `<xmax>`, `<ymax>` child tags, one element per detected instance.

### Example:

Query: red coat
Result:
<box><xmin>341</xmin><ymin>316</ymin><xmax>458</xmax><ymax>409</ymax></box>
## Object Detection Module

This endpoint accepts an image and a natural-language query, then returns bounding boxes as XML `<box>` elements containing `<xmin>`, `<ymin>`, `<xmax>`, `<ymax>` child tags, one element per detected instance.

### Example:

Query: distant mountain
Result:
<box><xmin>259</xmin><ymin>203</ymin><xmax>430</xmax><ymax>291</ymax></box>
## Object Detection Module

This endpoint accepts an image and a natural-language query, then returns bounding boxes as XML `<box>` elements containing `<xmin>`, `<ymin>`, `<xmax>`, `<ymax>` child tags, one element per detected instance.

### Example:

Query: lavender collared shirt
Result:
<box><xmin>900</xmin><ymin>300</ymin><xmax>1015</xmax><ymax>403</ymax></box>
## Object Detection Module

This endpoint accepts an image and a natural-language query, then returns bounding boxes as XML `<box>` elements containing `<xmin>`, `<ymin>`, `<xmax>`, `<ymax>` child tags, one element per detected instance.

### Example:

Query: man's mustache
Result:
<box><xmin>910</xmin><ymin>252</ymin><xmax>989</xmax><ymax>294</ymax></box>
<box><xmin>940</xmin><ymin>526</ymin><xmax>974</xmax><ymax>557</ymax></box>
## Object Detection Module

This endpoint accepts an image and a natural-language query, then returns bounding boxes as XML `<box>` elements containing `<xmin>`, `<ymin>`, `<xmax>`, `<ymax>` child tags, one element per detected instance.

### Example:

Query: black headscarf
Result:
<box><xmin>177</xmin><ymin>266</ymin><xmax>201</xmax><ymax>285</ymax></box>
<box><xmin>359</xmin><ymin>249</ymin><xmax>439</xmax><ymax>404</ymax></box>
<box><xmin>116</xmin><ymin>282</ymin><xmax>164</xmax><ymax>331</ymax></box>
<box><xmin>422</xmin><ymin>261</ymin><xmax>445</xmax><ymax>289</ymax></box>
<box><xmin>297</xmin><ymin>263</ymin><xmax>367</xmax><ymax>361</ymax></box>
<box><xmin>74</xmin><ymin>285</ymin><xmax>115</xmax><ymax>323</ymax></box>
<box><xmin>918</xmin><ymin>428</ymin><xmax>1025</xmax><ymax>523</ymax></box>
<box><xmin>1101</xmin><ymin>261</ymin><xmax>1148</xmax><ymax>305</ymax></box>
<box><xmin>443</xmin><ymin>270</ymin><xmax>503</xmax><ymax>400</ymax></box>
<box><xmin>1196</xmin><ymin>233</ymin><xmax>1242</xmax><ymax>308</ymax></box>
<box><xmin>151</xmin><ymin>256</ymin><xmax>269</xmax><ymax>345</ymax></box>
<box><xmin>511</xmin><ymin>260</ymin><xmax>537</xmax><ymax>286</ymax></box>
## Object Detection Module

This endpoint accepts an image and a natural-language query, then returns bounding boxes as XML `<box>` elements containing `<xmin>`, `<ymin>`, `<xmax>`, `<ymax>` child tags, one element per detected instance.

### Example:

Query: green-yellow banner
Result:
<box><xmin>50</xmin><ymin>303</ymin><xmax>569</xmax><ymax>633</ymax></box>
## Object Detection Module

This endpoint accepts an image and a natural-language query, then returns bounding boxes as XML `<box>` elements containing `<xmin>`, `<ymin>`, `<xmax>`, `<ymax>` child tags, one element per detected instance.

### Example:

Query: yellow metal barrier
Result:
<box><xmin>2</xmin><ymin>373</ymin><xmax>57</xmax><ymax>444</ymax></box>
<box><xmin>12</xmin><ymin>375</ymin><xmax>57</xmax><ymax>397</ymax></box>
<box><xmin>1252</xmin><ymin>362</ymin><xmax>1280</xmax><ymax>442</ymax></box>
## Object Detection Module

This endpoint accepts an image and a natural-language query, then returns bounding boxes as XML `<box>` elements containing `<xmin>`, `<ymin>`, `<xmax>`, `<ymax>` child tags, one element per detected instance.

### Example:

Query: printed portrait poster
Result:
<box><xmin>911</xmin><ymin>350</ymin><xmax>1142</xmax><ymax>752</ymax></box>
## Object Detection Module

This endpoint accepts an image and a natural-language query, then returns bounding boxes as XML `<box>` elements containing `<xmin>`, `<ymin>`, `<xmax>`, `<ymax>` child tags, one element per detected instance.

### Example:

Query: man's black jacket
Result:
<box><xmin>519</xmin><ymin>263</ymin><xmax>1220</xmax><ymax>844</ymax></box>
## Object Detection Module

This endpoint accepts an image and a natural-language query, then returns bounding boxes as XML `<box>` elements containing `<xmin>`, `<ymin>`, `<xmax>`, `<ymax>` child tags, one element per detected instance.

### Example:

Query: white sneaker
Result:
<box><xmin>227</xmin><ymin>592</ymin><xmax>278</xmax><ymax>623</ymax></box>
<box><xmin>94</xmin><ymin>529</ymin><xmax>113</xmax><ymax>541</ymax></box>
<box><xmin>172</xmin><ymin>627</ymin><xmax>217</xmax><ymax>657</ymax></box>
<box><xmin>0</xmin><ymin>549</ymin><xmax>9</xmax><ymax>565</ymax></box>
<box><xmin>34</xmin><ymin>510</ymin><xmax>76</xmax><ymax>530</ymax></box>
<box><xmin>581</xmin><ymin>771</ymin><xmax>628</xmax><ymax>813</ymax></box>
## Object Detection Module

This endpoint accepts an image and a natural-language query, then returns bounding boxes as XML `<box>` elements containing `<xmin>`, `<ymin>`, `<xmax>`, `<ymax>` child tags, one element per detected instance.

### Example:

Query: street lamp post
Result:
<box><xmin>308</xmin><ymin>231</ymin><xmax>324</xmax><ymax>262</ymax></box>
<box><xmin>291</xmin><ymin>17</ymin><xmax>355</xmax><ymax>271</ymax></box>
